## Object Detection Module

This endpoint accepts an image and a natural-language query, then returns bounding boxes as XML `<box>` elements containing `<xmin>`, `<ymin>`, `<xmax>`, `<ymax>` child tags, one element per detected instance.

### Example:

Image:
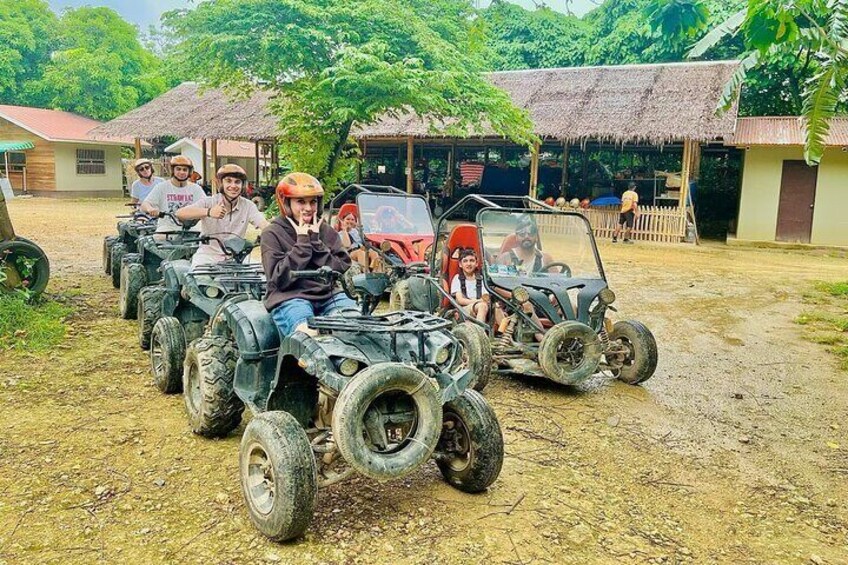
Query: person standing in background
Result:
<box><xmin>613</xmin><ymin>182</ymin><xmax>639</xmax><ymax>244</ymax></box>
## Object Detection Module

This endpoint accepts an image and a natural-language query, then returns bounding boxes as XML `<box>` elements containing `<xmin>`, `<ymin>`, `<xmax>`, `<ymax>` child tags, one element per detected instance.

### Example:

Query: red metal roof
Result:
<box><xmin>728</xmin><ymin>116</ymin><xmax>848</xmax><ymax>147</ymax></box>
<box><xmin>0</xmin><ymin>104</ymin><xmax>134</xmax><ymax>145</ymax></box>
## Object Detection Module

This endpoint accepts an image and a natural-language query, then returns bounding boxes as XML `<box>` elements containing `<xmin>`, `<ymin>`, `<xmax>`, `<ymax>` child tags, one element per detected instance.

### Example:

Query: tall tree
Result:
<box><xmin>163</xmin><ymin>0</ymin><xmax>536</xmax><ymax>183</ymax></box>
<box><xmin>0</xmin><ymin>0</ymin><xmax>57</xmax><ymax>104</ymax></box>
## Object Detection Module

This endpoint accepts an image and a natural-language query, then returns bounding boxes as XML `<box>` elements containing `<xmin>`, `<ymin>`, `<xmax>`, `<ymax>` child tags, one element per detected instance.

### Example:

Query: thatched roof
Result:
<box><xmin>354</xmin><ymin>60</ymin><xmax>741</xmax><ymax>144</ymax></box>
<box><xmin>92</xmin><ymin>83</ymin><xmax>278</xmax><ymax>141</ymax></box>
<box><xmin>96</xmin><ymin>60</ymin><xmax>740</xmax><ymax>144</ymax></box>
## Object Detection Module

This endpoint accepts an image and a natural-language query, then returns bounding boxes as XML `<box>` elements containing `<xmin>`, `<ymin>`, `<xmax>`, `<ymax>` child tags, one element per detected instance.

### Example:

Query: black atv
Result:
<box><xmin>118</xmin><ymin>213</ymin><xmax>201</xmax><ymax>321</ymax></box>
<box><xmin>102</xmin><ymin>205</ymin><xmax>157</xmax><ymax>289</ymax></box>
<box><xmin>143</xmin><ymin>236</ymin><xmax>265</xmax><ymax>394</ymax></box>
<box><xmin>180</xmin><ymin>267</ymin><xmax>503</xmax><ymax>542</ymax></box>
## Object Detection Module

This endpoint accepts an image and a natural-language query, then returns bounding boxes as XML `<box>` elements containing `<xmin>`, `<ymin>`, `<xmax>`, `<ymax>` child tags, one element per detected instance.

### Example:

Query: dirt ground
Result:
<box><xmin>2</xmin><ymin>197</ymin><xmax>848</xmax><ymax>565</ymax></box>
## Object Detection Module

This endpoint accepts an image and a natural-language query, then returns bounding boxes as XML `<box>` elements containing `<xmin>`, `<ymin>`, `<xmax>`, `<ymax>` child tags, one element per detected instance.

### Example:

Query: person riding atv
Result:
<box><xmin>129</xmin><ymin>158</ymin><xmax>164</xmax><ymax>206</ymax></box>
<box><xmin>140</xmin><ymin>155</ymin><xmax>205</xmax><ymax>234</ymax></box>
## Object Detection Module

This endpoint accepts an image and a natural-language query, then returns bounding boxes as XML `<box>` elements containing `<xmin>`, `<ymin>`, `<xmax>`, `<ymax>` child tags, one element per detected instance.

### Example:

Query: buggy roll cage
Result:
<box><xmin>327</xmin><ymin>184</ymin><xmax>407</xmax><ymax>216</ymax></box>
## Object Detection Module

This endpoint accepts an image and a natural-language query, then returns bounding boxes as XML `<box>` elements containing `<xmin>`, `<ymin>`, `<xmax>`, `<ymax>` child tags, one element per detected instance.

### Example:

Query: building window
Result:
<box><xmin>76</xmin><ymin>149</ymin><xmax>105</xmax><ymax>175</ymax></box>
<box><xmin>3</xmin><ymin>152</ymin><xmax>26</xmax><ymax>173</ymax></box>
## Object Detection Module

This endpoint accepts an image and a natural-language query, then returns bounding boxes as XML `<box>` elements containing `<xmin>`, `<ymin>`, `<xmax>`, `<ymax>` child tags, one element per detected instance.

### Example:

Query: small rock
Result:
<box><xmin>567</xmin><ymin>523</ymin><xmax>593</xmax><ymax>546</ymax></box>
<box><xmin>153</xmin><ymin>478</ymin><xmax>166</xmax><ymax>488</ymax></box>
<box><xmin>738</xmin><ymin>436</ymin><xmax>750</xmax><ymax>444</ymax></box>
<box><xmin>94</xmin><ymin>486</ymin><xmax>108</xmax><ymax>497</ymax></box>
<box><xmin>810</xmin><ymin>554</ymin><xmax>824</xmax><ymax>565</ymax></box>
<box><xmin>732</xmin><ymin>393</ymin><xmax>744</xmax><ymax>399</ymax></box>
<box><xmin>265</xmin><ymin>553</ymin><xmax>281</xmax><ymax>563</ymax></box>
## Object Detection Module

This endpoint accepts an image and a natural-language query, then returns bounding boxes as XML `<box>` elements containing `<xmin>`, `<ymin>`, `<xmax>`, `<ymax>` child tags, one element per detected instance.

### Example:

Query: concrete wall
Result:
<box><xmin>735</xmin><ymin>146</ymin><xmax>848</xmax><ymax>247</ymax></box>
<box><xmin>53</xmin><ymin>142</ymin><xmax>124</xmax><ymax>195</ymax></box>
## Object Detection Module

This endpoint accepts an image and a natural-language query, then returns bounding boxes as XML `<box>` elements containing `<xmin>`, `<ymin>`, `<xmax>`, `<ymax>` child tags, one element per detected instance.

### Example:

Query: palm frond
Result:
<box><xmin>801</xmin><ymin>64</ymin><xmax>841</xmax><ymax>165</ymax></box>
<box><xmin>829</xmin><ymin>0</ymin><xmax>848</xmax><ymax>45</ymax></box>
<box><xmin>715</xmin><ymin>50</ymin><xmax>758</xmax><ymax>113</ymax></box>
<box><xmin>688</xmin><ymin>8</ymin><xmax>746</xmax><ymax>58</ymax></box>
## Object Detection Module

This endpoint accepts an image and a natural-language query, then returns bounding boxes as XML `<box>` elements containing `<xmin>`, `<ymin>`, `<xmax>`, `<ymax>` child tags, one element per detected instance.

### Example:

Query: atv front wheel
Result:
<box><xmin>453</xmin><ymin>322</ymin><xmax>492</xmax><ymax>392</ymax></box>
<box><xmin>138</xmin><ymin>286</ymin><xmax>166</xmax><ymax>350</ymax></box>
<box><xmin>110</xmin><ymin>242</ymin><xmax>127</xmax><ymax>289</ymax></box>
<box><xmin>150</xmin><ymin>316</ymin><xmax>186</xmax><ymax>394</ymax></box>
<box><xmin>333</xmin><ymin>363</ymin><xmax>442</xmax><ymax>481</ymax></box>
<box><xmin>239</xmin><ymin>411</ymin><xmax>317</xmax><ymax>542</ymax></box>
<box><xmin>102</xmin><ymin>236</ymin><xmax>118</xmax><ymax>274</ymax></box>
<box><xmin>608</xmin><ymin>320</ymin><xmax>658</xmax><ymax>385</ymax></box>
<box><xmin>538</xmin><ymin>321</ymin><xmax>602</xmax><ymax>385</ymax></box>
<box><xmin>183</xmin><ymin>336</ymin><xmax>243</xmax><ymax>438</ymax></box>
<box><xmin>119</xmin><ymin>261</ymin><xmax>147</xmax><ymax>320</ymax></box>
<box><xmin>436</xmin><ymin>390</ymin><xmax>503</xmax><ymax>493</ymax></box>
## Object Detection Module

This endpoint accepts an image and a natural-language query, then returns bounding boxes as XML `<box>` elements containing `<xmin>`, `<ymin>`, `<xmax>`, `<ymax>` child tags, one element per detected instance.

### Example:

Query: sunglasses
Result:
<box><xmin>516</xmin><ymin>228</ymin><xmax>538</xmax><ymax>237</ymax></box>
<box><xmin>137</xmin><ymin>165</ymin><xmax>152</xmax><ymax>170</ymax></box>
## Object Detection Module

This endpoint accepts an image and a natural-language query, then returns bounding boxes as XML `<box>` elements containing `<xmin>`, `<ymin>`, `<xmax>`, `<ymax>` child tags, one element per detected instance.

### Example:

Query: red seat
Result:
<box><xmin>441</xmin><ymin>224</ymin><xmax>481</xmax><ymax>308</ymax></box>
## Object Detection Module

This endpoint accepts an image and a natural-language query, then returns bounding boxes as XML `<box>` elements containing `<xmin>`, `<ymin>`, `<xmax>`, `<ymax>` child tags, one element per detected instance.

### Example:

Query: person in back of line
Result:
<box><xmin>140</xmin><ymin>155</ymin><xmax>206</xmax><ymax>235</ymax></box>
<box><xmin>175</xmin><ymin>164</ymin><xmax>269</xmax><ymax>267</ymax></box>
<box><xmin>130</xmin><ymin>158</ymin><xmax>164</xmax><ymax>206</ymax></box>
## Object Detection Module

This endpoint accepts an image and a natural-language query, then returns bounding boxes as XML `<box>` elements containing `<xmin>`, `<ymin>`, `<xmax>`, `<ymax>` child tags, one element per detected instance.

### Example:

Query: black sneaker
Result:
<box><xmin>623</xmin><ymin>239</ymin><xmax>634</xmax><ymax>244</ymax></box>
<box><xmin>612</xmin><ymin>237</ymin><xmax>618</xmax><ymax>243</ymax></box>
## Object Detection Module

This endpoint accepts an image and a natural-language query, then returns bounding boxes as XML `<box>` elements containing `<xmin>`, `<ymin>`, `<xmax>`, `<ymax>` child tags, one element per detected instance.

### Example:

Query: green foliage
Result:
<box><xmin>0</xmin><ymin>293</ymin><xmax>71</xmax><ymax>352</ymax></box>
<box><xmin>816</xmin><ymin>281</ymin><xmax>848</xmax><ymax>296</ymax></box>
<box><xmin>644</xmin><ymin>0</ymin><xmax>710</xmax><ymax>41</ymax></box>
<box><xmin>0</xmin><ymin>0</ymin><xmax>57</xmax><ymax>103</ymax></box>
<box><xmin>797</xmin><ymin>281</ymin><xmax>848</xmax><ymax>371</ymax></box>
<box><xmin>164</xmin><ymin>0</ymin><xmax>536</xmax><ymax>182</ymax></box>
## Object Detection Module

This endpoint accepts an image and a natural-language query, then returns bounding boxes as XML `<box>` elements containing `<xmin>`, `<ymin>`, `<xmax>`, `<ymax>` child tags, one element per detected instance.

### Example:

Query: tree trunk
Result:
<box><xmin>323</xmin><ymin>119</ymin><xmax>354</xmax><ymax>180</ymax></box>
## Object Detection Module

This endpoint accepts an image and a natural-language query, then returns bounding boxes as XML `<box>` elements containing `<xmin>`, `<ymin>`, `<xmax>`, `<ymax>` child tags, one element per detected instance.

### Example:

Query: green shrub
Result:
<box><xmin>0</xmin><ymin>294</ymin><xmax>72</xmax><ymax>352</ymax></box>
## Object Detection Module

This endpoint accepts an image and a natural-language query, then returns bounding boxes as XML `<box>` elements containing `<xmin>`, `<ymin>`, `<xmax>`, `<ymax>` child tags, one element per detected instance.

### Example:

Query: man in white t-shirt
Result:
<box><xmin>176</xmin><ymin>164</ymin><xmax>269</xmax><ymax>266</ymax></box>
<box><xmin>141</xmin><ymin>155</ymin><xmax>206</xmax><ymax>233</ymax></box>
<box><xmin>450</xmin><ymin>248</ymin><xmax>489</xmax><ymax>323</ymax></box>
<box><xmin>129</xmin><ymin>158</ymin><xmax>165</xmax><ymax>205</ymax></box>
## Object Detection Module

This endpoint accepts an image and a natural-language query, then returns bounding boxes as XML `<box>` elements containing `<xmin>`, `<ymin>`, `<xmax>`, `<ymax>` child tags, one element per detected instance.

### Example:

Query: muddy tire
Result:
<box><xmin>138</xmin><ymin>286</ymin><xmax>166</xmax><ymax>350</ymax></box>
<box><xmin>239</xmin><ymin>411</ymin><xmax>317</xmax><ymax>542</ymax></box>
<box><xmin>0</xmin><ymin>238</ymin><xmax>50</xmax><ymax>297</ymax></box>
<box><xmin>150</xmin><ymin>316</ymin><xmax>186</xmax><ymax>394</ymax></box>
<box><xmin>103</xmin><ymin>236</ymin><xmax>118</xmax><ymax>274</ymax></box>
<box><xmin>389</xmin><ymin>279</ymin><xmax>410</xmax><ymax>311</ymax></box>
<box><xmin>183</xmin><ymin>336</ymin><xmax>243</xmax><ymax>438</ymax></box>
<box><xmin>453</xmin><ymin>322</ymin><xmax>492</xmax><ymax>392</ymax></box>
<box><xmin>119</xmin><ymin>262</ymin><xmax>147</xmax><ymax>320</ymax></box>
<box><xmin>110</xmin><ymin>243</ymin><xmax>127</xmax><ymax>289</ymax></box>
<box><xmin>436</xmin><ymin>390</ymin><xmax>504</xmax><ymax>493</ymax></box>
<box><xmin>538</xmin><ymin>321</ymin><xmax>602</xmax><ymax>385</ymax></box>
<box><xmin>609</xmin><ymin>320</ymin><xmax>658</xmax><ymax>385</ymax></box>
<box><xmin>332</xmin><ymin>363</ymin><xmax>442</xmax><ymax>481</ymax></box>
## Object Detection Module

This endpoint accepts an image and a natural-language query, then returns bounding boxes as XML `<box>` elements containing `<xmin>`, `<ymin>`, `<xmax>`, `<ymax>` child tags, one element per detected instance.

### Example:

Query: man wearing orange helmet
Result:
<box><xmin>129</xmin><ymin>158</ymin><xmax>164</xmax><ymax>205</ymax></box>
<box><xmin>140</xmin><ymin>155</ymin><xmax>206</xmax><ymax>233</ymax></box>
<box><xmin>261</xmin><ymin>172</ymin><xmax>355</xmax><ymax>337</ymax></box>
<box><xmin>176</xmin><ymin>164</ymin><xmax>269</xmax><ymax>266</ymax></box>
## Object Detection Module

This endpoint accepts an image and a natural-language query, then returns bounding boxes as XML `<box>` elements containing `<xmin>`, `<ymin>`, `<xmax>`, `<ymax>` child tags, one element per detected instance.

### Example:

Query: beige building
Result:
<box><xmin>0</xmin><ymin>104</ymin><xmax>133</xmax><ymax>197</ymax></box>
<box><xmin>729</xmin><ymin>117</ymin><xmax>848</xmax><ymax>247</ymax></box>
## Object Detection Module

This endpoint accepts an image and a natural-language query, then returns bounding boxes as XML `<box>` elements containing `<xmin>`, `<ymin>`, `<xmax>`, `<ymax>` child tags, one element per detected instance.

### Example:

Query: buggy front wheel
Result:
<box><xmin>608</xmin><ymin>320</ymin><xmax>658</xmax><ymax>385</ymax></box>
<box><xmin>538</xmin><ymin>321</ymin><xmax>602</xmax><ymax>385</ymax></box>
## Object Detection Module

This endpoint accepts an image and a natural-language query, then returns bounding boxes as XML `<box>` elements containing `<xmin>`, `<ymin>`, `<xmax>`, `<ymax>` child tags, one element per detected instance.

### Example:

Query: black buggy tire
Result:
<box><xmin>436</xmin><ymin>390</ymin><xmax>504</xmax><ymax>493</ymax></box>
<box><xmin>332</xmin><ymin>363</ymin><xmax>442</xmax><ymax>481</ymax></box>
<box><xmin>103</xmin><ymin>236</ymin><xmax>118</xmax><ymax>274</ymax></box>
<box><xmin>150</xmin><ymin>316</ymin><xmax>186</xmax><ymax>394</ymax></box>
<box><xmin>0</xmin><ymin>238</ymin><xmax>50</xmax><ymax>297</ymax></box>
<box><xmin>538</xmin><ymin>321</ymin><xmax>602</xmax><ymax>385</ymax></box>
<box><xmin>239</xmin><ymin>411</ymin><xmax>317</xmax><ymax>542</ymax></box>
<box><xmin>110</xmin><ymin>242</ymin><xmax>127</xmax><ymax>289</ymax></box>
<box><xmin>609</xmin><ymin>320</ymin><xmax>658</xmax><ymax>385</ymax></box>
<box><xmin>138</xmin><ymin>286</ymin><xmax>166</xmax><ymax>350</ymax></box>
<box><xmin>183</xmin><ymin>336</ymin><xmax>243</xmax><ymax>438</ymax></box>
<box><xmin>452</xmin><ymin>322</ymin><xmax>492</xmax><ymax>392</ymax></box>
<box><xmin>119</xmin><ymin>261</ymin><xmax>147</xmax><ymax>320</ymax></box>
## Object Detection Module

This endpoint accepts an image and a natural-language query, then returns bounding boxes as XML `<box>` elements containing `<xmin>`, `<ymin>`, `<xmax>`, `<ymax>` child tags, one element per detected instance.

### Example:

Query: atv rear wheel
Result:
<box><xmin>103</xmin><ymin>236</ymin><xmax>118</xmax><ymax>274</ymax></box>
<box><xmin>138</xmin><ymin>286</ymin><xmax>166</xmax><ymax>350</ymax></box>
<box><xmin>452</xmin><ymin>322</ymin><xmax>492</xmax><ymax>392</ymax></box>
<box><xmin>110</xmin><ymin>243</ymin><xmax>127</xmax><ymax>289</ymax></box>
<box><xmin>608</xmin><ymin>320</ymin><xmax>658</xmax><ymax>385</ymax></box>
<box><xmin>239</xmin><ymin>411</ymin><xmax>317</xmax><ymax>542</ymax></box>
<box><xmin>332</xmin><ymin>363</ymin><xmax>442</xmax><ymax>481</ymax></box>
<box><xmin>538</xmin><ymin>321</ymin><xmax>602</xmax><ymax>385</ymax></box>
<box><xmin>436</xmin><ymin>390</ymin><xmax>503</xmax><ymax>493</ymax></box>
<box><xmin>183</xmin><ymin>336</ymin><xmax>243</xmax><ymax>438</ymax></box>
<box><xmin>150</xmin><ymin>316</ymin><xmax>186</xmax><ymax>394</ymax></box>
<box><xmin>119</xmin><ymin>262</ymin><xmax>147</xmax><ymax>320</ymax></box>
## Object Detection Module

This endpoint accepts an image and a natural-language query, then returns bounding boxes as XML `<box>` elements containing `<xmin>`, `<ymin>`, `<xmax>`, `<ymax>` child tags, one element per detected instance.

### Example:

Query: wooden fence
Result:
<box><xmin>576</xmin><ymin>206</ymin><xmax>685</xmax><ymax>243</ymax></box>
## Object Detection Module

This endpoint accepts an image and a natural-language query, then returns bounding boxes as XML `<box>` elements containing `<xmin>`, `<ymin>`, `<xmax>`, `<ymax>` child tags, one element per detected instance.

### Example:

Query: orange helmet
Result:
<box><xmin>216</xmin><ymin>164</ymin><xmax>247</xmax><ymax>182</ymax></box>
<box><xmin>169</xmin><ymin>155</ymin><xmax>194</xmax><ymax>174</ymax></box>
<box><xmin>275</xmin><ymin>172</ymin><xmax>324</xmax><ymax>217</ymax></box>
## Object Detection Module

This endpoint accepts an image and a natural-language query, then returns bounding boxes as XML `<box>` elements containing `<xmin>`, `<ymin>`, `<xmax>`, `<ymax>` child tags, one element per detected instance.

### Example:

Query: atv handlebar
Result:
<box><xmin>290</xmin><ymin>266</ymin><xmax>338</xmax><ymax>282</ymax></box>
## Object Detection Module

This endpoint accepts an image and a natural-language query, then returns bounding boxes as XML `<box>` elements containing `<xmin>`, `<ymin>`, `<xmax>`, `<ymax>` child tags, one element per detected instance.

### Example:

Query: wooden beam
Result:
<box><xmin>254</xmin><ymin>141</ymin><xmax>261</xmax><ymax>187</ymax></box>
<box><xmin>560</xmin><ymin>142</ymin><xmax>569</xmax><ymax>197</ymax></box>
<box><xmin>210</xmin><ymin>139</ymin><xmax>219</xmax><ymax>194</ymax></box>
<box><xmin>447</xmin><ymin>142</ymin><xmax>456</xmax><ymax>198</ymax></box>
<box><xmin>406</xmin><ymin>136</ymin><xmax>414</xmax><ymax>194</ymax></box>
<box><xmin>529</xmin><ymin>142</ymin><xmax>540</xmax><ymax>199</ymax></box>
<box><xmin>134</xmin><ymin>138</ymin><xmax>142</xmax><ymax>159</ymax></box>
<box><xmin>679</xmin><ymin>139</ymin><xmax>692</xmax><ymax>213</ymax></box>
<box><xmin>201</xmin><ymin>139</ymin><xmax>208</xmax><ymax>190</ymax></box>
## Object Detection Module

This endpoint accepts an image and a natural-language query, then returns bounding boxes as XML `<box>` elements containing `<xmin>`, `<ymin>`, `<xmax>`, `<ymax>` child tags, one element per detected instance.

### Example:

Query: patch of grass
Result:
<box><xmin>0</xmin><ymin>294</ymin><xmax>73</xmax><ymax>352</ymax></box>
<box><xmin>815</xmin><ymin>281</ymin><xmax>848</xmax><ymax>297</ymax></box>
<box><xmin>798</xmin><ymin>283</ymin><xmax>848</xmax><ymax>372</ymax></box>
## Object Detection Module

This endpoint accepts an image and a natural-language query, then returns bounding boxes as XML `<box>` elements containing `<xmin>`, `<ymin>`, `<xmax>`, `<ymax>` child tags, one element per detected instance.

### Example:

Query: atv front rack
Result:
<box><xmin>310</xmin><ymin>310</ymin><xmax>451</xmax><ymax>333</ymax></box>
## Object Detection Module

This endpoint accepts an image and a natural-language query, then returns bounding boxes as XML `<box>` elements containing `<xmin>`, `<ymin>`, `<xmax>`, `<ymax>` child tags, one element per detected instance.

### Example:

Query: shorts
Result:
<box><xmin>461</xmin><ymin>300</ymin><xmax>486</xmax><ymax>315</ymax></box>
<box><xmin>619</xmin><ymin>211</ymin><xmax>635</xmax><ymax>228</ymax></box>
<box><xmin>271</xmin><ymin>293</ymin><xmax>358</xmax><ymax>337</ymax></box>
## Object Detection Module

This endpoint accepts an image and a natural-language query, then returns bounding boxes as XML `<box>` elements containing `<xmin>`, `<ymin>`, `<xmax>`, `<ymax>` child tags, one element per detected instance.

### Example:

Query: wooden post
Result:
<box><xmin>356</xmin><ymin>140</ymin><xmax>363</xmax><ymax>182</ymax></box>
<box><xmin>134</xmin><ymin>138</ymin><xmax>142</xmax><ymax>159</ymax></box>
<box><xmin>560</xmin><ymin>142</ymin><xmax>569</xmax><ymax>196</ymax></box>
<box><xmin>201</xmin><ymin>139</ymin><xmax>208</xmax><ymax>189</ymax></box>
<box><xmin>254</xmin><ymin>141</ymin><xmax>261</xmax><ymax>186</ymax></box>
<box><xmin>447</xmin><ymin>142</ymin><xmax>456</xmax><ymax>198</ymax></box>
<box><xmin>406</xmin><ymin>137</ymin><xmax>414</xmax><ymax>194</ymax></box>
<box><xmin>529</xmin><ymin>142</ymin><xmax>540</xmax><ymax>199</ymax></box>
<box><xmin>679</xmin><ymin>139</ymin><xmax>692</xmax><ymax>213</ymax></box>
<box><xmin>210</xmin><ymin>139</ymin><xmax>219</xmax><ymax>194</ymax></box>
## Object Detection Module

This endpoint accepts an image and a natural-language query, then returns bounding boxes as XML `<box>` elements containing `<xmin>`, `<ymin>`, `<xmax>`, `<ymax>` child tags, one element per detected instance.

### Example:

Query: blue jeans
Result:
<box><xmin>271</xmin><ymin>293</ymin><xmax>358</xmax><ymax>337</ymax></box>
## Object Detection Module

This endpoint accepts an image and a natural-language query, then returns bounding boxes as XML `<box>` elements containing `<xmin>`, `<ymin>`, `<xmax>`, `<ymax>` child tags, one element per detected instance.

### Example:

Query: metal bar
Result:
<box><xmin>202</xmin><ymin>139</ymin><xmax>208</xmax><ymax>190</ymax></box>
<box><xmin>406</xmin><ymin>137</ymin><xmax>414</xmax><ymax>194</ymax></box>
<box><xmin>210</xmin><ymin>139</ymin><xmax>219</xmax><ymax>194</ymax></box>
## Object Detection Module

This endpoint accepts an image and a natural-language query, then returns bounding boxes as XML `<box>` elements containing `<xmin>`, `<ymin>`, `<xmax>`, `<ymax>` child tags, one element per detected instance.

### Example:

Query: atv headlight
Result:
<box><xmin>435</xmin><ymin>345</ymin><xmax>451</xmax><ymax>365</ymax></box>
<box><xmin>512</xmin><ymin>286</ymin><xmax>530</xmax><ymax>304</ymax></box>
<box><xmin>205</xmin><ymin>286</ymin><xmax>220</xmax><ymax>298</ymax></box>
<box><xmin>598</xmin><ymin>287</ymin><xmax>616</xmax><ymax>305</ymax></box>
<box><xmin>338</xmin><ymin>358</ymin><xmax>360</xmax><ymax>377</ymax></box>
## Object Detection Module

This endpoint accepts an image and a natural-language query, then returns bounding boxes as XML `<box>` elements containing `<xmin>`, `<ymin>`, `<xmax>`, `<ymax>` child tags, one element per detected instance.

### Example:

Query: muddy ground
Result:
<box><xmin>1</xmin><ymin>197</ymin><xmax>848</xmax><ymax>565</ymax></box>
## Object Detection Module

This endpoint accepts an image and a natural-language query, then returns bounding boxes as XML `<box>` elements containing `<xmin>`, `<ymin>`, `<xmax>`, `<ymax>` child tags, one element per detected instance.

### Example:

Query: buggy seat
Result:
<box><xmin>441</xmin><ymin>224</ymin><xmax>482</xmax><ymax>308</ymax></box>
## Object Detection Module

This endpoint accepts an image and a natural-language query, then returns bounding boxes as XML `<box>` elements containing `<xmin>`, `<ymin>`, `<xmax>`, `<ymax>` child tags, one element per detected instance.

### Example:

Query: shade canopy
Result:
<box><xmin>0</xmin><ymin>141</ymin><xmax>34</xmax><ymax>153</ymax></box>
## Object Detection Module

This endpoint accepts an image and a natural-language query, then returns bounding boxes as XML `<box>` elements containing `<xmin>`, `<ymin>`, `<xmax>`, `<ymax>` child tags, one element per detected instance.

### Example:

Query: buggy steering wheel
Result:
<box><xmin>542</xmin><ymin>262</ymin><xmax>572</xmax><ymax>277</ymax></box>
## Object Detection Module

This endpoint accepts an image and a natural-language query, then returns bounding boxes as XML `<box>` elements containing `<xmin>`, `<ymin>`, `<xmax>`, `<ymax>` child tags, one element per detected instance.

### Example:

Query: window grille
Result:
<box><xmin>76</xmin><ymin>149</ymin><xmax>105</xmax><ymax>175</ymax></box>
